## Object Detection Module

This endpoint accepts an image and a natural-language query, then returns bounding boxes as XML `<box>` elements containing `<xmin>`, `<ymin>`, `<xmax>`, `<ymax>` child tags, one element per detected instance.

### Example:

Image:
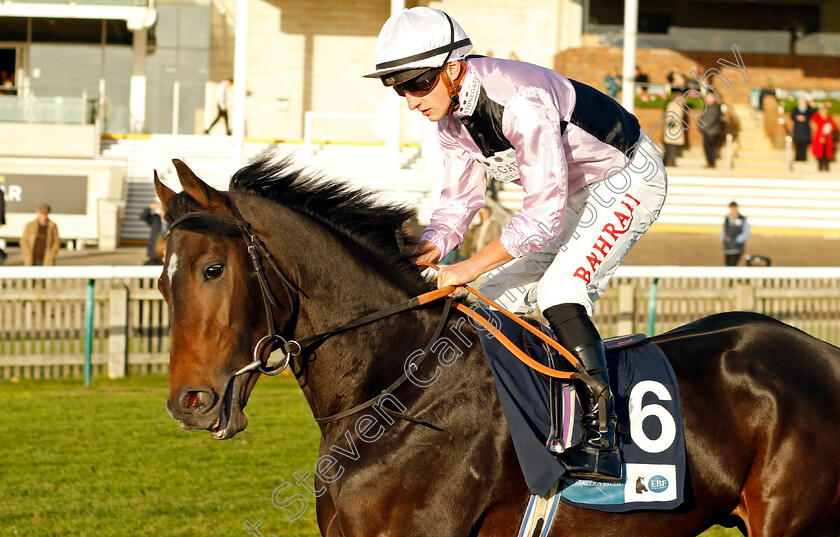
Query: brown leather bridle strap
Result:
<box><xmin>168</xmin><ymin>199</ymin><xmax>304</xmax><ymax>376</ymax></box>
<box><xmin>313</xmin><ymin>297</ymin><xmax>453</xmax><ymax>430</ymax></box>
<box><xmin>440</xmin><ymin>59</ymin><xmax>466</xmax><ymax>114</ymax></box>
<box><xmin>292</xmin><ymin>285</ymin><xmax>455</xmax><ymax>354</ymax></box>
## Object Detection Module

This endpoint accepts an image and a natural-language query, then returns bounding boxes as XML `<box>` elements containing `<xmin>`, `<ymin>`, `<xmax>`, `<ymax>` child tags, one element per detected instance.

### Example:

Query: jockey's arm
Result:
<box><xmin>437</xmin><ymin>238</ymin><xmax>513</xmax><ymax>289</ymax></box>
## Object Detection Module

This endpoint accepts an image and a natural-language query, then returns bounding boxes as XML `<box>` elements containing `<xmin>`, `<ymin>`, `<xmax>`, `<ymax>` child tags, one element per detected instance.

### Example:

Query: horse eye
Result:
<box><xmin>204</xmin><ymin>264</ymin><xmax>224</xmax><ymax>280</ymax></box>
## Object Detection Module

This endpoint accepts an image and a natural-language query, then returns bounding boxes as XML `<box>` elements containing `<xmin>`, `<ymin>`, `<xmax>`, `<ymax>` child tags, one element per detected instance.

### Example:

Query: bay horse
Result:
<box><xmin>157</xmin><ymin>155</ymin><xmax>840</xmax><ymax>537</ymax></box>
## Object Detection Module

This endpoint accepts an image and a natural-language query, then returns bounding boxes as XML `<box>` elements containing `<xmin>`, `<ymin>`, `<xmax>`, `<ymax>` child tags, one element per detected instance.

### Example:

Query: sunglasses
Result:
<box><xmin>393</xmin><ymin>68</ymin><xmax>442</xmax><ymax>97</ymax></box>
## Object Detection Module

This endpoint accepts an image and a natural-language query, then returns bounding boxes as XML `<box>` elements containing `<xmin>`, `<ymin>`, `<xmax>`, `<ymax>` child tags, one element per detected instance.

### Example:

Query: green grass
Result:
<box><xmin>0</xmin><ymin>375</ymin><xmax>321</xmax><ymax>537</ymax></box>
<box><xmin>0</xmin><ymin>375</ymin><xmax>742</xmax><ymax>536</ymax></box>
<box><xmin>779</xmin><ymin>97</ymin><xmax>840</xmax><ymax>114</ymax></box>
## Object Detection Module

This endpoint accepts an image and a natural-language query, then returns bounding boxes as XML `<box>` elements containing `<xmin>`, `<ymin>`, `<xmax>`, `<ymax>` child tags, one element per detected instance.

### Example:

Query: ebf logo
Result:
<box><xmin>648</xmin><ymin>475</ymin><xmax>669</xmax><ymax>493</ymax></box>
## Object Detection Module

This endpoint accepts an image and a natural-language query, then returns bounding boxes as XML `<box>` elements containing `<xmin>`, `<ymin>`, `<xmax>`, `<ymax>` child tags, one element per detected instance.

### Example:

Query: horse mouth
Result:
<box><xmin>208</xmin><ymin>370</ymin><xmax>255</xmax><ymax>440</ymax></box>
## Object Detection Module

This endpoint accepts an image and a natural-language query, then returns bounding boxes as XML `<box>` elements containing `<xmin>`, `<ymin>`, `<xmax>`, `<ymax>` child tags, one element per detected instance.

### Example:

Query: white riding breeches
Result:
<box><xmin>478</xmin><ymin>132</ymin><xmax>667</xmax><ymax>316</ymax></box>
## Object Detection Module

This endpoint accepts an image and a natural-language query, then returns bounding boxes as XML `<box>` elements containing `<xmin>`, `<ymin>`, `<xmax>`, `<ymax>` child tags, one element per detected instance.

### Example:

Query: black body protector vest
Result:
<box><xmin>456</xmin><ymin>76</ymin><xmax>641</xmax><ymax>184</ymax></box>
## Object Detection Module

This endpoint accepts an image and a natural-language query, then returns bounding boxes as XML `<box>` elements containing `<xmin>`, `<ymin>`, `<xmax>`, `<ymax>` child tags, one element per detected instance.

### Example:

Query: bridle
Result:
<box><xmin>167</xmin><ymin>195</ymin><xmax>601</xmax><ymax>429</ymax></box>
<box><xmin>168</xmin><ymin>195</ymin><xmax>304</xmax><ymax>377</ymax></box>
<box><xmin>166</xmin><ymin>195</ymin><xmax>458</xmax><ymax>379</ymax></box>
<box><xmin>166</xmin><ymin>196</ymin><xmax>463</xmax><ymax>430</ymax></box>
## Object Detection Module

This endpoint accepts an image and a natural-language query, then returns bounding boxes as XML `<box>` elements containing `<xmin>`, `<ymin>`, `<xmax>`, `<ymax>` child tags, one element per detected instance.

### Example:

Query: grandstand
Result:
<box><xmin>1</xmin><ymin>0</ymin><xmax>839</xmax><ymax>245</ymax></box>
<box><xmin>100</xmin><ymin>133</ymin><xmax>840</xmax><ymax>243</ymax></box>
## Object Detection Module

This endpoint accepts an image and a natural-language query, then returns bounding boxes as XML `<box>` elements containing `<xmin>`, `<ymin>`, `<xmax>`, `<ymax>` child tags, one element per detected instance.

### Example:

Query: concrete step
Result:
<box><xmin>732</xmin><ymin>158</ymin><xmax>784</xmax><ymax>168</ymax></box>
<box><xmin>102</xmin><ymin>138</ymin><xmax>840</xmax><ymax>242</ymax></box>
<box><xmin>734</xmin><ymin>150</ymin><xmax>783</xmax><ymax>158</ymax></box>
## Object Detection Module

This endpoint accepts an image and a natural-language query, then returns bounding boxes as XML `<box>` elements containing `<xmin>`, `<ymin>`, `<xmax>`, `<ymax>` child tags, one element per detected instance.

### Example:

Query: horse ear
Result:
<box><xmin>154</xmin><ymin>170</ymin><xmax>177</xmax><ymax>207</ymax></box>
<box><xmin>172</xmin><ymin>159</ymin><xmax>229</xmax><ymax>211</ymax></box>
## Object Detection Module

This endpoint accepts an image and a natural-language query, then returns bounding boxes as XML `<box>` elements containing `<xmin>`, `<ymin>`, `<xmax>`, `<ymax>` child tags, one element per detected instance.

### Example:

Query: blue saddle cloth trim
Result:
<box><xmin>475</xmin><ymin>308</ymin><xmax>686</xmax><ymax>512</ymax></box>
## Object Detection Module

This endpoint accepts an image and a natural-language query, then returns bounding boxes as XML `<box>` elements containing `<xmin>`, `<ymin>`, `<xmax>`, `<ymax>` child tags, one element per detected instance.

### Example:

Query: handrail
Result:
<box><xmin>0</xmin><ymin>265</ymin><xmax>162</xmax><ymax>279</ymax></box>
<box><xmin>0</xmin><ymin>264</ymin><xmax>838</xmax><ymax>281</ymax></box>
<box><xmin>615</xmin><ymin>266</ymin><xmax>840</xmax><ymax>279</ymax></box>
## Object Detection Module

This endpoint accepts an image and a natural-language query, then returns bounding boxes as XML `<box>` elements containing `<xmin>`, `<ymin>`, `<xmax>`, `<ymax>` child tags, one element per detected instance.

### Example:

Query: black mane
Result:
<box><xmin>228</xmin><ymin>153</ymin><xmax>430</xmax><ymax>294</ymax></box>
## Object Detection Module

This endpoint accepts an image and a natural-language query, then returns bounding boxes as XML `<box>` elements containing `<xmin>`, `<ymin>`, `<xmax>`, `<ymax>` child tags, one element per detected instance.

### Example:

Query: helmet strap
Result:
<box><xmin>441</xmin><ymin>60</ymin><xmax>467</xmax><ymax>115</ymax></box>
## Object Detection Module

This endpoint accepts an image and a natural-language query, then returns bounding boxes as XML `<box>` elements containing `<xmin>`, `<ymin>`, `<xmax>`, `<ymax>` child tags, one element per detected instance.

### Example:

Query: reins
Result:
<box><xmin>168</xmin><ymin>199</ymin><xmax>602</xmax><ymax>431</ymax></box>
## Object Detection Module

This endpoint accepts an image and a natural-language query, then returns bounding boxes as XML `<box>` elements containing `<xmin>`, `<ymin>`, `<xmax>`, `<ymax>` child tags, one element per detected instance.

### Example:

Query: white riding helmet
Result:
<box><xmin>363</xmin><ymin>7</ymin><xmax>472</xmax><ymax>86</ymax></box>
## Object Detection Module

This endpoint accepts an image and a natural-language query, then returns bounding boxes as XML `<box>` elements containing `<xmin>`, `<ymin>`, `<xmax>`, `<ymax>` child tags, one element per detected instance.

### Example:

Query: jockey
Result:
<box><xmin>365</xmin><ymin>7</ymin><xmax>667</xmax><ymax>483</ymax></box>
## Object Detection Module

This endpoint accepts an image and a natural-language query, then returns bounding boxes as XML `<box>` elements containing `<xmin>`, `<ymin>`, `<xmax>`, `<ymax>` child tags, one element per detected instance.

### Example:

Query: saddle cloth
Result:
<box><xmin>475</xmin><ymin>307</ymin><xmax>686</xmax><ymax>513</ymax></box>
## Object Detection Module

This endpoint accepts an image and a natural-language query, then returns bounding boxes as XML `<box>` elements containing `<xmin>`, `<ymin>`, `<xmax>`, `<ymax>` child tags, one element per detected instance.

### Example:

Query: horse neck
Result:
<box><xmin>269</xmin><ymin>211</ymin><xmax>442</xmax><ymax>423</ymax></box>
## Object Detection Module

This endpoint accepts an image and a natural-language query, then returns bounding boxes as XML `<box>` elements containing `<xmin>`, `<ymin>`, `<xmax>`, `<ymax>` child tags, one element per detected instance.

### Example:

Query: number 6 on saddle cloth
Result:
<box><xmin>475</xmin><ymin>307</ymin><xmax>687</xmax><ymax>513</ymax></box>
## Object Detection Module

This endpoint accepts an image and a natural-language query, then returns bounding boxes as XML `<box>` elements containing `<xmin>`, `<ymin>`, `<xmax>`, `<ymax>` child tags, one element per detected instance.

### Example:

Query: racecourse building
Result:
<box><xmin>0</xmin><ymin>0</ymin><xmax>839</xmax><ymax>245</ymax></box>
<box><xmin>1</xmin><ymin>0</ymin><xmax>838</xmax><ymax>139</ymax></box>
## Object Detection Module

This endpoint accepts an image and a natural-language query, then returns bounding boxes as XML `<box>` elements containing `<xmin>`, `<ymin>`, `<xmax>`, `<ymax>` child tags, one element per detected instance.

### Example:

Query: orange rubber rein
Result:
<box><xmin>416</xmin><ymin>263</ymin><xmax>585</xmax><ymax>380</ymax></box>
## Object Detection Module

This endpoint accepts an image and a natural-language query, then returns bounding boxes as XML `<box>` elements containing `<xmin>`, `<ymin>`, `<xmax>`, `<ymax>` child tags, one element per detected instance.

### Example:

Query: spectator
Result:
<box><xmin>791</xmin><ymin>97</ymin><xmax>816</xmax><ymax>162</ymax></box>
<box><xmin>21</xmin><ymin>204</ymin><xmax>60</xmax><ymax>266</ymax></box>
<box><xmin>666</xmin><ymin>70</ymin><xmax>687</xmax><ymax>94</ymax></box>
<box><xmin>757</xmin><ymin>81</ymin><xmax>776</xmax><ymax>111</ymax></box>
<box><xmin>721</xmin><ymin>201</ymin><xmax>750</xmax><ymax>266</ymax></box>
<box><xmin>811</xmin><ymin>105</ymin><xmax>837</xmax><ymax>172</ymax></box>
<box><xmin>662</xmin><ymin>94</ymin><xmax>686</xmax><ymax>167</ymax></box>
<box><xmin>603</xmin><ymin>67</ymin><xmax>621</xmax><ymax>100</ymax></box>
<box><xmin>699</xmin><ymin>93</ymin><xmax>724</xmax><ymax>168</ymax></box>
<box><xmin>204</xmin><ymin>78</ymin><xmax>233</xmax><ymax>135</ymax></box>
<box><xmin>634</xmin><ymin>65</ymin><xmax>649</xmax><ymax>94</ymax></box>
<box><xmin>140</xmin><ymin>203</ymin><xmax>167</xmax><ymax>265</ymax></box>
<box><xmin>0</xmin><ymin>70</ymin><xmax>14</xmax><ymax>95</ymax></box>
<box><xmin>0</xmin><ymin>186</ymin><xmax>6</xmax><ymax>264</ymax></box>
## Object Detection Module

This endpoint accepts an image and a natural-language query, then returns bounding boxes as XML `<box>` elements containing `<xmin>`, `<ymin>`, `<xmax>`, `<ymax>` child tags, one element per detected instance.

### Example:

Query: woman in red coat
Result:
<box><xmin>811</xmin><ymin>106</ymin><xmax>837</xmax><ymax>172</ymax></box>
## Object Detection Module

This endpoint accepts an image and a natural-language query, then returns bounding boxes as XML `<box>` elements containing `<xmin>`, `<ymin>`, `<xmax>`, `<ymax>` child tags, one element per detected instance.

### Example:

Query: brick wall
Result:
<box><xmin>555</xmin><ymin>47</ymin><xmax>840</xmax><ymax>106</ymax></box>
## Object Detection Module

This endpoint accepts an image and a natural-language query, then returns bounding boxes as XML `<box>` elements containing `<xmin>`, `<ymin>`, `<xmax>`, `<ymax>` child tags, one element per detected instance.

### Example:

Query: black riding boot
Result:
<box><xmin>558</xmin><ymin>342</ymin><xmax>622</xmax><ymax>482</ymax></box>
<box><xmin>543</xmin><ymin>304</ymin><xmax>622</xmax><ymax>483</ymax></box>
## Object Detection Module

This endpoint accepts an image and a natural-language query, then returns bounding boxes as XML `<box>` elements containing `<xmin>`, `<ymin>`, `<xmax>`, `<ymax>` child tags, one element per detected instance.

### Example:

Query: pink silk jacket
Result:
<box><xmin>420</xmin><ymin>56</ymin><xmax>642</xmax><ymax>258</ymax></box>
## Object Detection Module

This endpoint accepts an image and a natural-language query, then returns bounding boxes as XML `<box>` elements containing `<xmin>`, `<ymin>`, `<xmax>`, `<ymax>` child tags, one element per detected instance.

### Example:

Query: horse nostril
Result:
<box><xmin>180</xmin><ymin>389</ymin><xmax>215</xmax><ymax>412</ymax></box>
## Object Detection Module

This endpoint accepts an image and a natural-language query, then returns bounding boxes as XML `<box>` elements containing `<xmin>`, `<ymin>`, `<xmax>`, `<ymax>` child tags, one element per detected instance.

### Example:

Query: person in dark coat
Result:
<box><xmin>721</xmin><ymin>201</ymin><xmax>750</xmax><ymax>266</ymax></box>
<box><xmin>140</xmin><ymin>203</ymin><xmax>166</xmax><ymax>265</ymax></box>
<box><xmin>699</xmin><ymin>93</ymin><xmax>723</xmax><ymax>168</ymax></box>
<box><xmin>791</xmin><ymin>97</ymin><xmax>816</xmax><ymax>162</ymax></box>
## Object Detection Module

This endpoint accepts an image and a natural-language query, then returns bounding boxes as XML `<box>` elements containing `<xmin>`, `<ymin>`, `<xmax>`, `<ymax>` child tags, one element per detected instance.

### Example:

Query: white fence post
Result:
<box><xmin>618</xmin><ymin>284</ymin><xmax>635</xmax><ymax>334</ymax></box>
<box><xmin>108</xmin><ymin>284</ymin><xmax>129</xmax><ymax>378</ymax></box>
<box><xmin>736</xmin><ymin>283</ymin><xmax>756</xmax><ymax>312</ymax></box>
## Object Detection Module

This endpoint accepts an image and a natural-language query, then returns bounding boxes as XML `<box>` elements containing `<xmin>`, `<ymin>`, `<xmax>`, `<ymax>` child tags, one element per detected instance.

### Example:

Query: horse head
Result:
<box><xmin>155</xmin><ymin>160</ymin><xmax>295</xmax><ymax>440</ymax></box>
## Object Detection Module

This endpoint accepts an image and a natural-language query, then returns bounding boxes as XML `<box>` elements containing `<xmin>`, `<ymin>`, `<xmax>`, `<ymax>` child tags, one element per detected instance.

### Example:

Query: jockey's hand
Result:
<box><xmin>437</xmin><ymin>259</ymin><xmax>482</xmax><ymax>292</ymax></box>
<box><xmin>413</xmin><ymin>240</ymin><xmax>441</xmax><ymax>266</ymax></box>
<box><xmin>437</xmin><ymin>239</ymin><xmax>515</xmax><ymax>292</ymax></box>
